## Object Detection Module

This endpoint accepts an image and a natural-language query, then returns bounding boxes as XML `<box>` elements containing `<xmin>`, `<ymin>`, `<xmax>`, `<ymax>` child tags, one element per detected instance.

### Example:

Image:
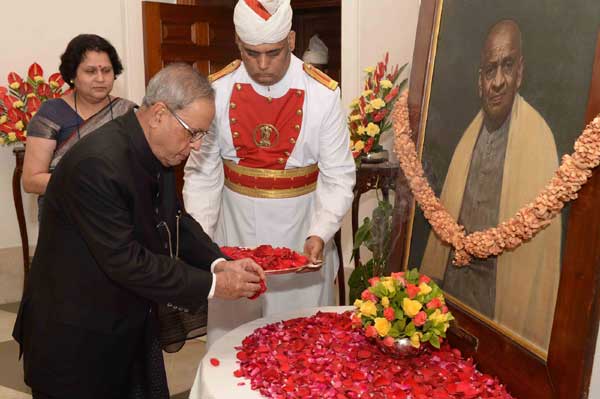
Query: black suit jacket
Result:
<box><xmin>13</xmin><ymin>110</ymin><xmax>222</xmax><ymax>398</ymax></box>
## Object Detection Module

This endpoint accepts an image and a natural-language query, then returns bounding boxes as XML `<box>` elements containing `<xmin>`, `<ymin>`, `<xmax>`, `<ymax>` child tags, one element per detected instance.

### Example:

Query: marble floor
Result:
<box><xmin>0</xmin><ymin>301</ymin><xmax>205</xmax><ymax>398</ymax></box>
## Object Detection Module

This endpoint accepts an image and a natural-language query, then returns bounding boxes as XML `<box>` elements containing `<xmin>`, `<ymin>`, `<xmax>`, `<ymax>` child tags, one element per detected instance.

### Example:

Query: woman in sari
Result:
<box><xmin>23</xmin><ymin>34</ymin><xmax>136</xmax><ymax>217</ymax></box>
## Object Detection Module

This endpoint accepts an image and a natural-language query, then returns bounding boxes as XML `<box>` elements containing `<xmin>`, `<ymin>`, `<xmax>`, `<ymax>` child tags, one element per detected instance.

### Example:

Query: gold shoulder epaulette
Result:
<box><xmin>303</xmin><ymin>63</ymin><xmax>338</xmax><ymax>91</ymax></box>
<box><xmin>208</xmin><ymin>60</ymin><xmax>241</xmax><ymax>83</ymax></box>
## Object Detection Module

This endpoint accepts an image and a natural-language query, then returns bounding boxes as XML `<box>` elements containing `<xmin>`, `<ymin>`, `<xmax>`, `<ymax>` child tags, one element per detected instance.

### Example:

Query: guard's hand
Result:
<box><xmin>303</xmin><ymin>235</ymin><xmax>324</xmax><ymax>266</ymax></box>
<box><xmin>213</xmin><ymin>258</ymin><xmax>266</xmax><ymax>299</ymax></box>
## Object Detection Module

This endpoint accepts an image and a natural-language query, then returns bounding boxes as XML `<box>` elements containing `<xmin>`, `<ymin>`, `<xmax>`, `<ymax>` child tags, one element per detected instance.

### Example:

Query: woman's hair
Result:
<box><xmin>142</xmin><ymin>63</ymin><xmax>215</xmax><ymax>111</ymax></box>
<box><xmin>59</xmin><ymin>34</ymin><xmax>124</xmax><ymax>88</ymax></box>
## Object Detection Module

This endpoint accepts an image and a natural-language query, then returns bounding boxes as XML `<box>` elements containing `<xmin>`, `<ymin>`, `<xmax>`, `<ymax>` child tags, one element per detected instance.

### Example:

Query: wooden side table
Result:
<box><xmin>12</xmin><ymin>146</ymin><xmax>30</xmax><ymax>291</ymax></box>
<box><xmin>352</xmin><ymin>161</ymin><xmax>400</xmax><ymax>270</ymax></box>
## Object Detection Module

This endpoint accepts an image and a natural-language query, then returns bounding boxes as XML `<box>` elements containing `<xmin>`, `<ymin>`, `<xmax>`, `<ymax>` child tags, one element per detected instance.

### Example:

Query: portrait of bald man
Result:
<box><xmin>420</xmin><ymin>19</ymin><xmax>561</xmax><ymax>351</ymax></box>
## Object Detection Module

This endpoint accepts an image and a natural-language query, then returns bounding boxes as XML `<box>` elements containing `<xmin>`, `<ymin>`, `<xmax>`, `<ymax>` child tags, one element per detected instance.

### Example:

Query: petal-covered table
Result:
<box><xmin>189</xmin><ymin>306</ymin><xmax>514</xmax><ymax>399</ymax></box>
<box><xmin>189</xmin><ymin>306</ymin><xmax>351</xmax><ymax>399</ymax></box>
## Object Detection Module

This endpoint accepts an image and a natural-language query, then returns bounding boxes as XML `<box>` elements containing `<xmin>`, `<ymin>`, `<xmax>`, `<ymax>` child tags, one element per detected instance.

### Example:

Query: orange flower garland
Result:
<box><xmin>392</xmin><ymin>91</ymin><xmax>600</xmax><ymax>265</ymax></box>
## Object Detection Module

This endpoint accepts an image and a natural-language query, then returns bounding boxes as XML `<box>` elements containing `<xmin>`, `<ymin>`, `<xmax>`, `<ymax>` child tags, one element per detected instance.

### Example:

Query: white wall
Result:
<box><xmin>339</xmin><ymin>0</ymin><xmax>420</xmax><ymax>272</ymax></box>
<box><xmin>0</xmin><ymin>0</ymin><xmax>178</xmax><ymax>249</ymax></box>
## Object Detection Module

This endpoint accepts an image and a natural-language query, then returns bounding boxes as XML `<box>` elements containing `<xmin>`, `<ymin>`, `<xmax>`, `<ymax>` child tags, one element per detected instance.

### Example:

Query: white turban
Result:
<box><xmin>234</xmin><ymin>0</ymin><xmax>293</xmax><ymax>46</ymax></box>
<box><xmin>302</xmin><ymin>34</ymin><xmax>328</xmax><ymax>65</ymax></box>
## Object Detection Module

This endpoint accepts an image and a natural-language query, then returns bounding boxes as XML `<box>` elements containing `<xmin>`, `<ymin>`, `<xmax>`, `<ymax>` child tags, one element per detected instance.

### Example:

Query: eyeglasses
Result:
<box><xmin>164</xmin><ymin>105</ymin><xmax>211</xmax><ymax>142</ymax></box>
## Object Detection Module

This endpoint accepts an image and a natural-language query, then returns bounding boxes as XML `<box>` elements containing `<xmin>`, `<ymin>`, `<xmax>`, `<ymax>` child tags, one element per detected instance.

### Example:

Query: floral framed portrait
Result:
<box><xmin>396</xmin><ymin>0</ymin><xmax>600</xmax><ymax>397</ymax></box>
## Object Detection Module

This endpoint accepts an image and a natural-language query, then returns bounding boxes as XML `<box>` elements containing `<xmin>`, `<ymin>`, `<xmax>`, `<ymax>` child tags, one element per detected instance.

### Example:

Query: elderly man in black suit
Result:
<box><xmin>13</xmin><ymin>63</ymin><xmax>265</xmax><ymax>399</ymax></box>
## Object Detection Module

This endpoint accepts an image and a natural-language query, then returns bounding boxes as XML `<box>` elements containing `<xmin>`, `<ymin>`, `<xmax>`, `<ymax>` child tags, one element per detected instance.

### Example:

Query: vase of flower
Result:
<box><xmin>360</xmin><ymin>149</ymin><xmax>389</xmax><ymax>164</ymax></box>
<box><xmin>0</xmin><ymin>62</ymin><xmax>67</xmax><ymax>147</ymax></box>
<box><xmin>347</xmin><ymin>52</ymin><xmax>407</xmax><ymax>167</ymax></box>
<box><xmin>373</xmin><ymin>336</ymin><xmax>427</xmax><ymax>358</ymax></box>
<box><xmin>351</xmin><ymin>269</ymin><xmax>454</xmax><ymax>352</ymax></box>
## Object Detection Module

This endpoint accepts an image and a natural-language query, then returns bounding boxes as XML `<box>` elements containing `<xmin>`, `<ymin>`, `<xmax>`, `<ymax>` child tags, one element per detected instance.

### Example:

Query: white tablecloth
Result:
<box><xmin>189</xmin><ymin>306</ymin><xmax>354</xmax><ymax>399</ymax></box>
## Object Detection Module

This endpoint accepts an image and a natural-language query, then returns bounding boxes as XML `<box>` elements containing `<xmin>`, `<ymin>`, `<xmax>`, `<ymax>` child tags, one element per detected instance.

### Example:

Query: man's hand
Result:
<box><xmin>213</xmin><ymin>258</ymin><xmax>266</xmax><ymax>299</ymax></box>
<box><xmin>303</xmin><ymin>235</ymin><xmax>324</xmax><ymax>265</ymax></box>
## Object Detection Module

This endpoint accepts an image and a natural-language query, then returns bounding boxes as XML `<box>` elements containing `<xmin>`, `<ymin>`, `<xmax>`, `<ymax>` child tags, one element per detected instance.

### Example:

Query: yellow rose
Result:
<box><xmin>15</xmin><ymin>120</ymin><xmax>24</xmax><ymax>131</ymax></box>
<box><xmin>366</xmin><ymin>122</ymin><xmax>380</xmax><ymax>137</ymax></box>
<box><xmin>374</xmin><ymin>317</ymin><xmax>391</xmax><ymax>337</ymax></box>
<box><xmin>418</xmin><ymin>282</ymin><xmax>432</xmax><ymax>295</ymax></box>
<box><xmin>0</xmin><ymin>137</ymin><xmax>5</xmax><ymax>145</ymax></box>
<box><xmin>8</xmin><ymin>132</ymin><xmax>17</xmax><ymax>142</ymax></box>
<box><xmin>9</xmin><ymin>82</ymin><xmax>20</xmax><ymax>90</ymax></box>
<box><xmin>361</xmin><ymin>89</ymin><xmax>373</xmax><ymax>97</ymax></box>
<box><xmin>349</xmin><ymin>99</ymin><xmax>359</xmax><ymax>109</ymax></box>
<box><xmin>353</xmin><ymin>299</ymin><xmax>363</xmax><ymax>308</ymax></box>
<box><xmin>402</xmin><ymin>297</ymin><xmax>422</xmax><ymax>318</ymax></box>
<box><xmin>382</xmin><ymin>279</ymin><xmax>395</xmax><ymax>295</ymax></box>
<box><xmin>380</xmin><ymin>79</ymin><xmax>393</xmax><ymax>89</ymax></box>
<box><xmin>34</xmin><ymin>76</ymin><xmax>44</xmax><ymax>83</ymax></box>
<box><xmin>364</xmin><ymin>104</ymin><xmax>374</xmax><ymax>114</ymax></box>
<box><xmin>428</xmin><ymin>309</ymin><xmax>450</xmax><ymax>325</ymax></box>
<box><xmin>350</xmin><ymin>113</ymin><xmax>362</xmax><ymax>122</ymax></box>
<box><xmin>27</xmin><ymin>93</ymin><xmax>36</xmax><ymax>99</ymax></box>
<box><xmin>0</xmin><ymin>115</ymin><xmax>7</xmax><ymax>124</ymax></box>
<box><xmin>370</xmin><ymin>98</ymin><xmax>386</xmax><ymax>110</ymax></box>
<box><xmin>410</xmin><ymin>332</ymin><xmax>423</xmax><ymax>348</ymax></box>
<box><xmin>357</xmin><ymin>125</ymin><xmax>368</xmax><ymax>135</ymax></box>
<box><xmin>354</xmin><ymin>140</ymin><xmax>365</xmax><ymax>151</ymax></box>
<box><xmin>359</xmin><ymin>300</ymin><xmax>377</xmax><ymax>317</ymax></box>
<box><xmin>363</xmin><ymin>66</ymin><xmax>375</xmax><ymax>74</ymax></box>
<box><xmin>13</xmin><ymin>100</ymin><xmax>24</xmax><ymax>109</ymax></box>
<box><xmin>381</xmin><ymin>296</ymin><xmax>390</xmax><ymax>308</ymax></box>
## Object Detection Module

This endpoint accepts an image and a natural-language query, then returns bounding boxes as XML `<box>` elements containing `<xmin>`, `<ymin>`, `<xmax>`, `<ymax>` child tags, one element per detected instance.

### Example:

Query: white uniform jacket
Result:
<box><xmin>183</xmin><ymin>55</ymin><xmax>355</xmax><ymax>346</ymax></box>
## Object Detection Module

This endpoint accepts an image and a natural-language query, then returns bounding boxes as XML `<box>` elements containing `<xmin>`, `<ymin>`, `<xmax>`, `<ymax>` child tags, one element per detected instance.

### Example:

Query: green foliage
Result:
<box><xmin>348</xmin><ymin>199</ymin><xmax>393</xmax><ymax>303</ymax></box>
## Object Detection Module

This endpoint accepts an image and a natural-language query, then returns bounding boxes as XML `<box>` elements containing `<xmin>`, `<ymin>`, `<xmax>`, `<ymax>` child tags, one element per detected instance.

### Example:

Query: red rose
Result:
<box><xmin>368</xmin><ymin>277</ymin><xmax>380</xmax><ymax>287</ymax></box>
<box><xmin>406</xmin><ymin>283</ymin><xmax>420</xmax><ymax>299</ymax></box>
<box><xmin>426</xmin><ymin>297</ymin><xmax>442</xmax><ymax>309</ymax></box>
<box><xmin>383</xmin><ymin>307</ymin><xmax>395</xmax><ymax>321</ymax></box>
<box><xmin>414</xmin><ymin>311</ymin><xmax>427</xmax><ymax>327</ymax></box>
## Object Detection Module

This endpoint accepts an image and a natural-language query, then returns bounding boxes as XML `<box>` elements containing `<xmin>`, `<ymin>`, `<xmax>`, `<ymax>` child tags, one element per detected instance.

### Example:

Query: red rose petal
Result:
<box><xmin>248</xmin><ymin>279</ymin><xmax>267</xmax><ymax>300</ymax></box>
<box><xmin>221</xmin><ymin>245</ymin><xmax>310</xmax><ymax>272</ymax></box>
<box><xmin>209</xmin><ymin>358</ymin><xmax>220</xmax><ymax>367</ymax></box>
<box><xmin>232</xmin><ymin>311</ymin><xmax>514</xmax><ymax>399</ymax></box>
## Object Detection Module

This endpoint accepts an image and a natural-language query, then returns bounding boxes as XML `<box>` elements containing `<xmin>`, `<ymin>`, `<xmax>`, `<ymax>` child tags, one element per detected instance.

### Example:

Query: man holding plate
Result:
<box><xmin>183</xmin><ymin>0</ymin><xmax>355</xmax><ymax>347</ymax></box>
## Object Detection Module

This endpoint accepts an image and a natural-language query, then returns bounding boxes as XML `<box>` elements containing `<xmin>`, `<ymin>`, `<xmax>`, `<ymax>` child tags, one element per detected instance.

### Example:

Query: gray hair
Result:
<box><xmin>142</xmin><ymin>63</ymin><xmax>214</xmax><ymax>110</ymax></box>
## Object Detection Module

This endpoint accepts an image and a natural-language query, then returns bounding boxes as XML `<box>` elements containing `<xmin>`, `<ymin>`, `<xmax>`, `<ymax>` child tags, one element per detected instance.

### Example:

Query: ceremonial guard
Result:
<box><xmin>184</xmin><ymin>0</ymin><xmax>355</xmax><ymax>346</ymax></box>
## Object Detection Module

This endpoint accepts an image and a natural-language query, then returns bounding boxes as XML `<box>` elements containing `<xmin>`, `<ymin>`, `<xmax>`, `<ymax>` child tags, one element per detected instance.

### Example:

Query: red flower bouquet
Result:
<box><xmin>0</xmin><ymin>62</ymin><xmax>68</xmax><ymax>145</ymax></box>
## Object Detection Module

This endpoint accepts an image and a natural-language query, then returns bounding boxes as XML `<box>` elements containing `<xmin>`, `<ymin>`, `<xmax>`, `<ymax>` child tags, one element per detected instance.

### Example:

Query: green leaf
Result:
<box><xmin>406</xmin><ymin>268</ymin><xmax>420</xmax><ymax>283</ymax></box>
<box><xmin>388</xmin><ymin>326</ymin><xmax>400</xmax><ymax>338</ymax></box>
<box><xmin>394</xmin><ymin>318</ymin><xmax>407</xmax><ymax>336</ymax></box>
<box><xmin>370</xmin><ymin>284</ymin><xmax>387</xmax><ymax>298</ymax></box>
<box><xmin>394</xmin><ymin>308</ymin><xmax>404</xmax><ymax>320</ymax></box>
<box><xmin>429</xmin><ymin>334</ymin><xmax>441</xmax><ymax>349</ymax></box>
<box><xmin>404</xmin><ymin>321</ymin><xmax>416</xmax><ymax>337</ymax></box>
<box><xmin>353</xmin><ymin>217</ymin><xmax>372</xmax><ymax>251</ymax></box>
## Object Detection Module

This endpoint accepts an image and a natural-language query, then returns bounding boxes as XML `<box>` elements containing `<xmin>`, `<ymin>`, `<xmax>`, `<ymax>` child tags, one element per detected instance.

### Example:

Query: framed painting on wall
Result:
<box><xmin>401</xmin><ymin>0</ymin><xmax>600</xmax><ymax>397</ymax></box>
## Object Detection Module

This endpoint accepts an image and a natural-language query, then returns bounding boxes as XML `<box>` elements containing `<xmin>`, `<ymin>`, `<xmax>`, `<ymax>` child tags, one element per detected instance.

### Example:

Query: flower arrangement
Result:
<box><xmin>352</xmin><ymin>268</ymin><xmax>454</xmax><ymax>349</ymax></box>
<box><xmin>392</xmin><ymin>91</ymin><xmax>600</xmax><ymax>265</ymax></box>
<box><xmin>348</xmin><ymin>52</ymin><xmax>407</xmax><ymax>164</ymax></box>
<box><xmin>0</xmin><ymin>63</ymin><xmax>67</xmax><ymax>146</ymax></box>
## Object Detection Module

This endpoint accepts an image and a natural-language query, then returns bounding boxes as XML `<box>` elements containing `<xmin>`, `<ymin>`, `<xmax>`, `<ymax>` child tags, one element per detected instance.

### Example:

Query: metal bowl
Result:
<box><xmin>360</xmin><ymin>150</ymin><xmax>389</xmax><ymax>164</ymax></box>
<box><xmin>374</xmin><ymin>337</ymin><xmax>425</xmax><ymax>358</ymax></box>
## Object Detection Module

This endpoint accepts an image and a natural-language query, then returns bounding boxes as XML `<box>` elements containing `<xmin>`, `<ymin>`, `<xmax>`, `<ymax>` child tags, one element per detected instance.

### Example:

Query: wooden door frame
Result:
<box><xmin>401</xmin><ymin>1</ymin><xmax>600</xmax><ymax>397</ymax></box>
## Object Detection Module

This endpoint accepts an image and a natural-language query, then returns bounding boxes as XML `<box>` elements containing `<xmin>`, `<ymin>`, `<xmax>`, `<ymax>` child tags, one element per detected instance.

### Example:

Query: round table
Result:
<box><xmin>189</xmin><ymin>306</ymin><xmax>353</xmax><ymax>399</ymax></box>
